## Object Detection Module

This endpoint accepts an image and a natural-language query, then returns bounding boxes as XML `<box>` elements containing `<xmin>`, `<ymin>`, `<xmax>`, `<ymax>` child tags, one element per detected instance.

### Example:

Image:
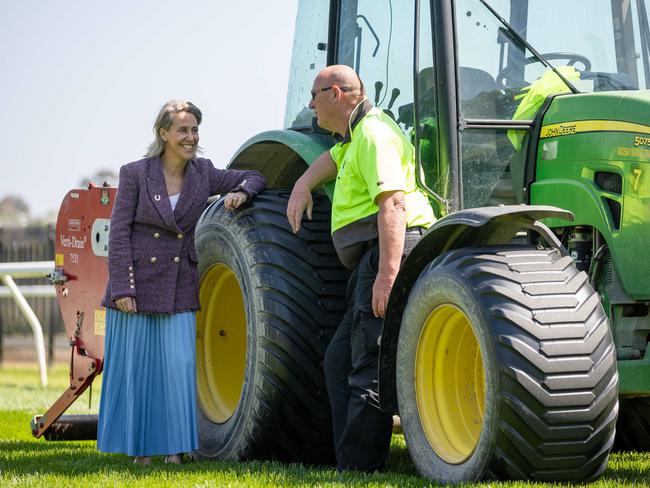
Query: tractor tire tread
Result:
<box><xmin>194</xmin><ymin>189</ymin><xmax>348</xmax><ymax>464</ymax></box>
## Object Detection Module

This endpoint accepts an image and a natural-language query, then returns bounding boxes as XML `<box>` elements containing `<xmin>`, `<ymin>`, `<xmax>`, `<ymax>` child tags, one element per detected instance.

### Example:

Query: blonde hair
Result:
<box><xmin>145</xmin><ymin>100</ymin><xmax>203</xmax><ymax>157</ymax></box>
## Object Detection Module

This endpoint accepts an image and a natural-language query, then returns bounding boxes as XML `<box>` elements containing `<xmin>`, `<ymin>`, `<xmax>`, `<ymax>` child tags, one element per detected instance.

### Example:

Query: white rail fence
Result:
<box><xmin>0</xmin><ymin>261</ymin><xmax>56</xmax><ymax>387</ymax></box>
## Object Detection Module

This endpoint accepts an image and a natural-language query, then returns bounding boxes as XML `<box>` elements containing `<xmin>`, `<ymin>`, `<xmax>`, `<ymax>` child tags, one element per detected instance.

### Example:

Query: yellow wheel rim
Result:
<box><xmin>196</xmin><ymin>263</ymin><xmax>247</xmax><ymax>423</ymax></box>
<box><xmin>415</xmin><ymin>304</ymin><xmax>485</xmax><ymax>464</ymax></box>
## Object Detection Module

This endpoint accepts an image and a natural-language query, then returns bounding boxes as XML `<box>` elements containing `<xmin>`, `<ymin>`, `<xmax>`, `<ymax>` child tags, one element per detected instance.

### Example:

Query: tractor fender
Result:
<box><xmin>378</xmin><ymin>204</ymin><xmax>574</xmax><ymax>412</ymax></box>
<box><xmin>227</xmin><ymin>129</ymin><xmax>335</xmax><ymax>193</ymax></box>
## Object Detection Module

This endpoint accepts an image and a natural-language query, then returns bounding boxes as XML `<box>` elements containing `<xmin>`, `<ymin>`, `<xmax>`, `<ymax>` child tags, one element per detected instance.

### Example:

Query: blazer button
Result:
<box><xmin>177</xmin><ymin>233</ymin><xmax>184</xmax><ymax>239</ymax></box>
<box><xmin>129</xmin><ymin>272</ymin><xmax>134</xmax><ymax>277</ymax></box>
<box><xmin>130</xmin><ymin>285</ymin><xmax>135</xmax><ymax>289</ymax></box>
<box><xmin>128</xmin><ymin>266</ymin><xmax>133</xmax><ymax>271</ymax></box>
<box><xmin>173</xmin><ymin>256</ymin><xmax>180</xmax><ymax>263</ymax></box>
<box><xmin>154</xmin><ymin>232</ymin><xmax>160</xmax><ymax>239</ymax></box>
<box><xmin>150</xmin><ymin>257</ymin><xmax>157</xmax><ymax>264</ymax></box>
<box><xmin>129</xmin><ymin>279</ymin><xmax>135</xmax><ymax>283</ymax></box>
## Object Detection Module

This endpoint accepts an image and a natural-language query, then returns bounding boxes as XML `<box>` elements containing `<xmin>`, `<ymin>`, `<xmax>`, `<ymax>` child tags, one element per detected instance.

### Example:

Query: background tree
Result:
<box><xmin>0</xmin><ymin>195</ymin><xmax>30</xmax><ymax>228</ymax></box>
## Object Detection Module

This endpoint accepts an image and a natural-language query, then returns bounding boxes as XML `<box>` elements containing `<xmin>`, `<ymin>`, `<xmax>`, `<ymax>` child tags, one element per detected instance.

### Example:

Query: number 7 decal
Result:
<box><xmin>633</xmin><ymin>168</ymin><xmax>642</xmax><ymax>191</ymax></box>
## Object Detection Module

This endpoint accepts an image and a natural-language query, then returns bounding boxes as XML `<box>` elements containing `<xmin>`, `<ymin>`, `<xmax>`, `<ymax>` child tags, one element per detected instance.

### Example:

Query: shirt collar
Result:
<box><xmin>340</xmin><ymin>100</ymin><xmax>373</xmax><ymax>144</ymax></box>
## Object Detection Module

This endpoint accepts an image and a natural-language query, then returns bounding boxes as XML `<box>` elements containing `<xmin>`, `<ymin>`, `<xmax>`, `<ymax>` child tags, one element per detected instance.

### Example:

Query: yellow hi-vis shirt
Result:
<box><xmin>329</xmin><ymin>107</ymin><xmax>435</xmax><ymax>268</ymax></box>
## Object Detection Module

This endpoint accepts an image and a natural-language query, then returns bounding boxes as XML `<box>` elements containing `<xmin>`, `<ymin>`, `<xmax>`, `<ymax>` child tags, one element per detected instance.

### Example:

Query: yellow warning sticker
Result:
<box><xmin>94</xmin><ymin>309</ymin><xmax>106</xmax><ymax>336</ymax></box>
<box><xmin>55</xmin><ymin>253</ymin><xmax>64</xmax><ymax>266</ymax></box>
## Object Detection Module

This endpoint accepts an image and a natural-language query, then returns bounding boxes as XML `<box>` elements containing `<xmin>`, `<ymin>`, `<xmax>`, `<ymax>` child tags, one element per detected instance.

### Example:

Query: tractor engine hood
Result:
<box><xmin>531</xmin><ymin>89</ymin><xmax>650</xmax><ymax>300</ymax></box>
<box><xmin>540</xmin><ymin>90</ymin><xmax>650</xmax><ymax>138</ymax></box>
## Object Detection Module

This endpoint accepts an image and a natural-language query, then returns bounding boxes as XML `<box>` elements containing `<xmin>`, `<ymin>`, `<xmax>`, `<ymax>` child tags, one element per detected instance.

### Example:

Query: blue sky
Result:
<box><xmin>0</xmin><ymin>1</ymin><xmax>299</xmax><ymax>218</ymax></box>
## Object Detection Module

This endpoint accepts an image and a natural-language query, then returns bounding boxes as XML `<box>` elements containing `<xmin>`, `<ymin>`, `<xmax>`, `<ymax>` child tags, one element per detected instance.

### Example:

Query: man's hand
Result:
<box><xmin>116</xmin><ymin>296</ymin><xmax>137</xmax><ymax>313</ymax></box>
<box><xmin>287</xmin><ymin>181</ymin><xmax>313</xmax><ymax>233</ymax></box>
<box><xmin>223</xmin><ymin>191</ymin><xmax>249</xmax><ymax>210</ymax></box>
<box><xmin>372</xmin><ymin>271</ymin><xmax>397</xmax><ymax>318</ymax></box>
<box><xmin>286</xmin><ymin>151</ymin><xmax>337</xmax><ymax>233</ymax></box>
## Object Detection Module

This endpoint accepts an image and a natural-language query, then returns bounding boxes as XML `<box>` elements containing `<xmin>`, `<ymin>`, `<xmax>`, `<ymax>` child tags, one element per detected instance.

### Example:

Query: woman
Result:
<box><xmin>97</xmin><ymin>100</ymin><xmax>266</xmax><ymax>465</ymax></box>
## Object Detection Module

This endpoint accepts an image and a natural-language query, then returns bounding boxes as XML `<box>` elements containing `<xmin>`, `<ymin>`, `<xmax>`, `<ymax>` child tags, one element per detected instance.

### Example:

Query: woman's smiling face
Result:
<box><xmin>160</xmin><ymin>111</ymin><xmax>199</xmax><ymax>162</ymax></box>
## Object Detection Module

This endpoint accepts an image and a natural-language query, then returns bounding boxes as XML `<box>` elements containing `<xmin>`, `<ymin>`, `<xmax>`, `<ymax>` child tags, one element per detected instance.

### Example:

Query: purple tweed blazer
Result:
<box><xmin>101</xmin><ymin>156</ymin><xmax>266</xmax><ymax>313</ymax></box>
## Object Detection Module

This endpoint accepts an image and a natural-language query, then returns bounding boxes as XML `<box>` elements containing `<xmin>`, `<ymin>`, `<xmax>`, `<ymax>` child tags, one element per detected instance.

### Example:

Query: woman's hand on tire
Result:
<box><xmin>224</xmin><ymin>191</ymin><xmax>249</xmax><ymax>210</ymax></box>
<box><xmin>116</xmin><ymin>296</ymin><xmax>137</xmax><ymax>313</ymax></box>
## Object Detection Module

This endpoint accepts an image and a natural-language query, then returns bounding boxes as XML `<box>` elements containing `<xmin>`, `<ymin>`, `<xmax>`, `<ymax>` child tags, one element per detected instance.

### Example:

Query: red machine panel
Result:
<box><xmin>32</xmin><ymin>183</ymin><xmax>117</xmax><ymax>439</ymax></box>
<box><xmin>54</xmin><ymin>184</ymin><xmax>116</xmax><ymax>361</ymax></box>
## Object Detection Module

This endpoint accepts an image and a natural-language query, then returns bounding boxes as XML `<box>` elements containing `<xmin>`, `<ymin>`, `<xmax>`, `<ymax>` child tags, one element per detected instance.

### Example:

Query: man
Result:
<box><xmin>286</xmin><ymin>65</ymin><xmax>435</xmax><ymax>472</ymax></box>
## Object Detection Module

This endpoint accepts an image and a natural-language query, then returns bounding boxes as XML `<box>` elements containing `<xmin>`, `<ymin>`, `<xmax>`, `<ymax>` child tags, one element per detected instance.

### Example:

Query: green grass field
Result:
<box><xmin>1</xmin><ymin>365</ymin><xmax>649</xmax><ymax>487</ymax></box>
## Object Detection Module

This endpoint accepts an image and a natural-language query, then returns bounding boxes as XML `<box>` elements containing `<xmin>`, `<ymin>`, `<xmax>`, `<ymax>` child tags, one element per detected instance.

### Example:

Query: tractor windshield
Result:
<box><xmin>285</xmin><ymin>0</ymin><xmax>417</xmax><ymax>133</ymax></box>
<box><xmin>456</xmin><ymin>0</ymin><xmax>650</xmax><ymax>120</ymax></box>
<box><xmin>455</xmin><ymin>0</ymin><xmax>650</xmax><ymax>210</ymax></box>
<box><xmin>284</xmin><ymin>0</ymin><xmax>330</xmax><ymax>129</ymax></box>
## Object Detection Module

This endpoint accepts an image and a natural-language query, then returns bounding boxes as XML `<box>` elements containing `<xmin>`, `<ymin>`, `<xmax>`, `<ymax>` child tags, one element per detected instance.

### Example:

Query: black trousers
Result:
<box><xmin>324</xmin><ymin>230</ymin><xmax>422</xmax><ymax>472</ymax></box>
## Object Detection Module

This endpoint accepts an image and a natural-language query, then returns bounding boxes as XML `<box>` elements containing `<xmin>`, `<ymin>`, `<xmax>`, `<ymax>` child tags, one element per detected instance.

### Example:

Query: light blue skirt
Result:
<box><xmin>97</xmin><ymin>308</ymin><xmax>199</xmax><ymax>456</ymax></box>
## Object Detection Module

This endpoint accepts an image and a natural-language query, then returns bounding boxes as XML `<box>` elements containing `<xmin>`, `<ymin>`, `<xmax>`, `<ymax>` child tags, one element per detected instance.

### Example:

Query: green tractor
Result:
<box><xmin>193</xmin><ymin>0</ymin><xmax>650</xmax><ymax>483</ymax></box>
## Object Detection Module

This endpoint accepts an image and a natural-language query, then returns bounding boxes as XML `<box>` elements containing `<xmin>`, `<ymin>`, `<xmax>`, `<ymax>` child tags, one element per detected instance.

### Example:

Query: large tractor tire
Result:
<box><xmin>396</xmin><ymin>246</ymin><xmax>618</xmax><ymax>483</ymax></box>
<box><xmin>193</xmin><ymin>189</ymin><xmax>348</xmax><ymax>464</ymax></box>
<box><xmin>614</xmin><ymin>398</ymin><xmax>650</xmax><ymax>451</ymax></box>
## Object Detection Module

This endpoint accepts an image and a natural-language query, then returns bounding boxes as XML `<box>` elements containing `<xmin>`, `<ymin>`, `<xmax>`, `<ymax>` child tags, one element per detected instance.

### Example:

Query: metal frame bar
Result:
<box><xmin>0</xmin><ymin>261</ymin><xmax>55</xmax><ymax>386</ymax></box>
<box><xmin>434</xmin><ymin>0</ymin><xmax>460</xmax><ymax>211</ymax></box>
<box><xmin>0</xmin><ymin>285</ymin><xmax>56</xmax><ymax>298</ymax></box>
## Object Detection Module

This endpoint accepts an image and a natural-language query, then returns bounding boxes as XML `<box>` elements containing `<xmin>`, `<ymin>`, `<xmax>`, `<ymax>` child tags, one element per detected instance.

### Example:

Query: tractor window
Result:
<box><xmin>284</xmin><ymin>0</ymin><xmax>330</xmax><ymax>129</ymax></box>
<box><xmin>455</xmin><ymin>0</ymin><xmax>650</xmax><ymax>122</ymax></box>
<box><xmin>336</xmin><ymin>0</ymin><xmax>415</xmax><ymax>133</ymax></box>
<box><xmin>461</xmin><ymin>128</ymin><xmax>528</xmax><ymax>209</ymax></box>
<box><xmin>454</xmin><ymin>0</ymin><xmax>650</xmax><ymax>209</ymax></box>
<box><xmin>455</xmin><ymin>0</ymin><xmax>512</xmax><ymax>120</ymax></box>
<box><xmin>414</xmin><ymin>0</ymin><xmax>448</xmax><ymax>214</ymax></box>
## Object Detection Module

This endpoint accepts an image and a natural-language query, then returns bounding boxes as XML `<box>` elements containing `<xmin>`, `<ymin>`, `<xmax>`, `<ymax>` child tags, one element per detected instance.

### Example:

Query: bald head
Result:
<box><xmin>309</xmin><ymin>65</ymin><xmax>367</xmax><ymax>135</ymax></box>
<box><xmin>318</xmin><ymin>65</ymin><xmax>366</xmax><ymax>97</ymax></box>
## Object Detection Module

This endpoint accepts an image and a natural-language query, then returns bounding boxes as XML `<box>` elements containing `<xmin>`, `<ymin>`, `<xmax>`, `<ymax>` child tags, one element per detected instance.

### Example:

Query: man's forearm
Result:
<box><xmin>287</xmin><ymin>151</ymin><xmax>338</xmax><ymax>233</ymax></box>
<box><xmin>377</xmin><ymin>192</ymin><xmax>407</xmax><ymax>278</ymax></box>
<box><xmin>295</xmin><ymin>151</ymin><xmax>338</xmax><ymax>191</ymax></box>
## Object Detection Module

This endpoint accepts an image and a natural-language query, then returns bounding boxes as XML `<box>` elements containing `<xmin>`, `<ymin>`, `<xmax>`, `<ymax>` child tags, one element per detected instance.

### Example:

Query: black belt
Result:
<box><xmin>363</xmin><ymin>227</ymin><xmax>424</xmax><ymax>253</ymax></box>
<box><xmin>405</xmin><ymin>226</ymin><xmax>425</xmax><ymax>236</ymax></box>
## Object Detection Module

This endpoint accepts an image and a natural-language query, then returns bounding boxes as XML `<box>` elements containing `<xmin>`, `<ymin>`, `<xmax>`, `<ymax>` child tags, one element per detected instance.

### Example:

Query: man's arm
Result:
<box><xmin>373</xmin><ymin>190</ymin><xmax>406</xmax><ymax>318</ymax></box>
<box><xmin>287</xmin><ymin>150</ymin><xmax>338</xmax><ymax>233</ymax></box>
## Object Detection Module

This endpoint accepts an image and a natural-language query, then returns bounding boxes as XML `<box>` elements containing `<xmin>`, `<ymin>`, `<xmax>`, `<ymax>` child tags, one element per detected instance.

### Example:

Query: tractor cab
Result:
<box><xmin>285</xmin><ymin>0</ymin><xmax>650</xmax><ymax>214</ymax></box>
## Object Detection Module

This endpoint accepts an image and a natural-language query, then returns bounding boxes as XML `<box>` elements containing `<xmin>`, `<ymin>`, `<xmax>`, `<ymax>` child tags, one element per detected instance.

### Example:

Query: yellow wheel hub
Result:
<box><xmin>196</xmin><ymin>264</ymin><xmax>247</xmax><ymax>423</ymax></box>
<box><xmin>415</xmin><ymin>304</ymin><xmax>485</xmax><ymax>464</ymax></box>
